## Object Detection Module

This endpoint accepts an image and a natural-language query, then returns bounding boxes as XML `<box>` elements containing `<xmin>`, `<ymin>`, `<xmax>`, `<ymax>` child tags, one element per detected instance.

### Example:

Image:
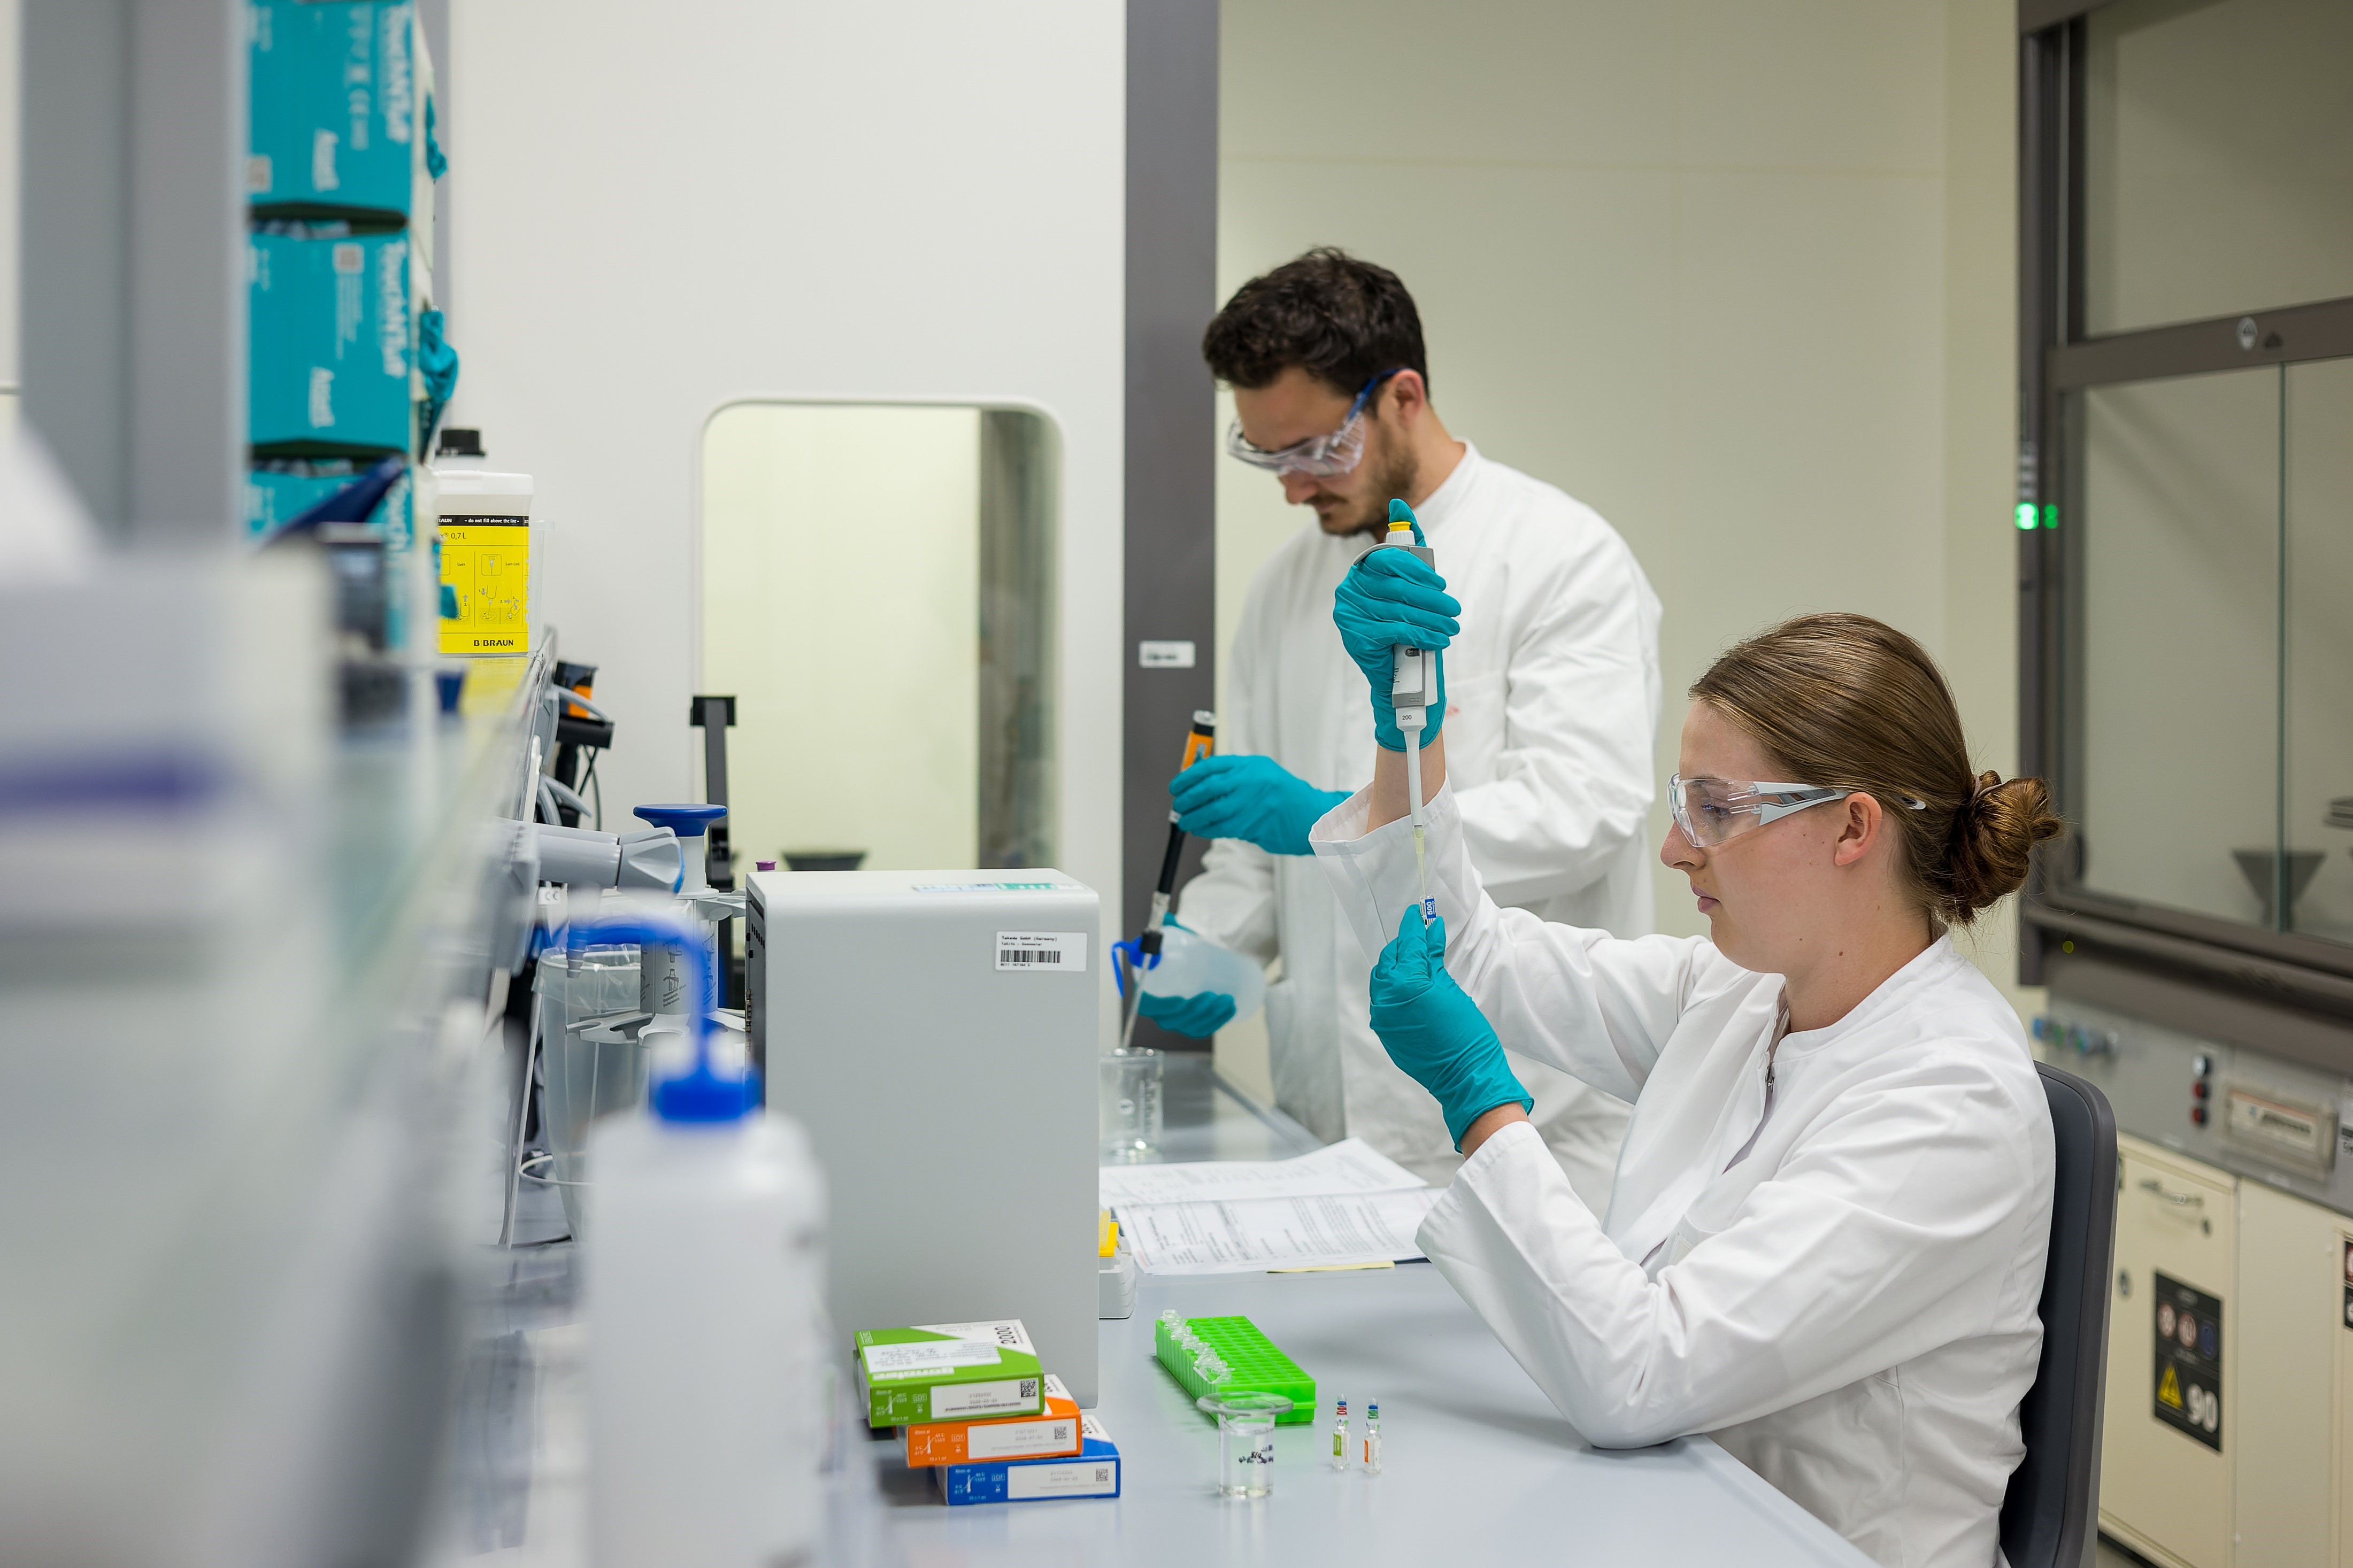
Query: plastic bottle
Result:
<box><xmin>585</xmin><ymin>915</ymin><xmax>827</xmax><ymax>1568</ymax></box>
<box><xmin>1140</xmin><ymin>924</ymin><xmax>1268</xmax><ymax>1022</ymax></box>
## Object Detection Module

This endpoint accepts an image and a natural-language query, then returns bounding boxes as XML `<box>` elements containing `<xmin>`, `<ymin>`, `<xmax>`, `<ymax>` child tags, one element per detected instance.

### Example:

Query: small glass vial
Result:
<box><xmin>1361</xmin><ymin>1403</ymin><xmax>1382</xmax><ymax>1474</ymax></box>
<box><xmin>1329</xmin><ymin>1399</ymin><xmax>1350</xmax><ymax>1471</ymax></box>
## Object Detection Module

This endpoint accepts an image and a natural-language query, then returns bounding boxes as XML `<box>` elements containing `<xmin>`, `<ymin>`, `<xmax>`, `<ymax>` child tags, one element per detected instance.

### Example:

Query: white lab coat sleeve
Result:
<box><xmin>1310</xmin><ymin>781</ymin><xmax>1711</xmax><ymax>1102</ymax></box>
<box><xmin>1421</xmin><ymin>1055</ymin><xmax>2050</xmax><ymax>1448</ymax></box>
<box><xmin>1175</xmin><ymin>838</ymin><xmax>1280</xmax><ymax>966</ymax></box>
<box><xmin>1455</xmin><ymin>529</ymin><xmax>1658</xmax><ymax>910</ymax></box>
<box><xmin>1171</xmin><ymin>581</ymin><xmax>1281</xmax><ymax>967</ymax></box>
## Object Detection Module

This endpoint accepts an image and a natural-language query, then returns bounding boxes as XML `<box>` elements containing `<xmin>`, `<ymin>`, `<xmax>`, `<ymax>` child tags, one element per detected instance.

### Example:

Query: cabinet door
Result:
<box><xmin>2338</xmin><ymin>1224</ymin><xmax>2353</xmax><ymax>1568</ymax></box>
<box><xmin>2236</xmin><ymin>1179</ymin><xmax>2337</xmax><ymax>1565</ymax></box>
<box><xmin>2102</xmin><ymin>1137</ymin><xmax>2237</xmax><ymax>1568</ymax></box>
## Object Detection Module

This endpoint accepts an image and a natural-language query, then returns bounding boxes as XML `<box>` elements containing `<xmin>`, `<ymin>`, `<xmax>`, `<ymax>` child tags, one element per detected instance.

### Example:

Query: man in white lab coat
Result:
<box><xmin>1154</xmin><ymin>248</ymin><xmax>1660</xmax><ymax>1198</ymax></box>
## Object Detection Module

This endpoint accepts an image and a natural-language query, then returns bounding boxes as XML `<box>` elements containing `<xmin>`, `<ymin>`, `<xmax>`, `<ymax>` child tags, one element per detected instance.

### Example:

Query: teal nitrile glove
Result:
<box><xmin>1138</xmin><ymin>988</ymin><xmax>1237</xmax><ymax>1038</ymax></box>
<box><xmin>1170</xmin><ymin>754</ymin><xmax>1349</xmax><ymax>856</ymax></box>
<box><xmin>1334</xmin><ymin>541</ymin><xmax>1459</xmax><ymax>753</ymax></box>
<box><xmin>1367</xmin><ymin>906</ymin><xmax>1530</xmax><ymax>1147</ymax></box>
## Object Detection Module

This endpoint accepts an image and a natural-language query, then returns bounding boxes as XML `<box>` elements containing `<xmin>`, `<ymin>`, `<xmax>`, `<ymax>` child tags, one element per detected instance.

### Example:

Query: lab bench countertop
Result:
<box><xmin>433</xmin><ymin>1054</ymin><xmax>1873</xmax><ymax>1567</ymax></box>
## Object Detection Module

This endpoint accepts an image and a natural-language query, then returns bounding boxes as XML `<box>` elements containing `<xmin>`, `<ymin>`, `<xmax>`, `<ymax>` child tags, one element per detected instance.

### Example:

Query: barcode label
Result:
<box><xmin>932</xmin><ymin>1377</ymin><xmax>1034</xmax><ymax>1417</ymax></box>
<box><xmin>997</xmin><ymin>932</ymin><xmax>1087</xmax><ymax>972</ymax></box>
<box><xmin>1006</xmin><ymin>1457</ymin><xmax>1119</xmax><ymax>1500</ymax></box>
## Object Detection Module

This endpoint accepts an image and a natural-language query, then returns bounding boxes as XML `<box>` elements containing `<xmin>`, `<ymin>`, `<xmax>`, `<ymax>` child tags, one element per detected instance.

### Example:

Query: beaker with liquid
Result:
<box><xmin>1197</xmin><ymin>1391</ymin><xmax>1293</xmax><ymax>1499</ymax></box>
<box><xmin>1099</xmin><ymin>1046</ymin><xmax>1164</xmax><ymax>1161</ymax></box>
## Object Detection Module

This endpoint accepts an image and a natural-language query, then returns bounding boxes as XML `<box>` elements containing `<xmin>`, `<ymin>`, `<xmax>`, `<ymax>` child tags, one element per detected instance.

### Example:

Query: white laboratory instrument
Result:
<box><xmin>584</xmin><ymin>910</ymin><xmax>826</xmax><ymax>1568</ymax></box>
<box><xmin>747</xmin><ymin>868</ymin><xmax>1102</xmax><ymax>1406</ymax></box>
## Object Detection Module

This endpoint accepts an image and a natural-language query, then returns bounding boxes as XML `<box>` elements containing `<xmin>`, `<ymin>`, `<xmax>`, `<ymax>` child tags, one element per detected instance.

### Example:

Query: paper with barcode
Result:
<box><xmin>1120</xmin><ymin>1188</ymin><xmax>1442</xmax><ymax>1275</ymax></box>
<box><xmin>1097</xmin><ymin>1137</ymin><xmax>1425</xmax><ymax>1208</ymax></box>
<box><xmin>996</xmin><ymin>931</ymin><xmax>1087</xmax><ymax>971</ymax></box>
<box><xmin>862</xmin><ymin>1339</ymin><xmax>1003</xmax><ymax>1374</ymax></box>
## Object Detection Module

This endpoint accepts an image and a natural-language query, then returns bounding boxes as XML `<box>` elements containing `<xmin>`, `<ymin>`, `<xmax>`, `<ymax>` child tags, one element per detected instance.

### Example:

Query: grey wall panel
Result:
<box><xmin>1122</xmin><ymin>0</ymin><xmax>1218</xmax><ymax>1048</ymax></box>
<box><xmin>21</xmin><ymin>0</ymin><xmax>130</xmax><ymax>526</ymax></box>
<box><xmin>127</xmin><ymin>0</ymin><xmax>242</xmax><ymax>539</ymax></box>
<box><xmin>21</xmin><ymin>0</ymin><xmax>241</xmax><ymax>543</ymax></box>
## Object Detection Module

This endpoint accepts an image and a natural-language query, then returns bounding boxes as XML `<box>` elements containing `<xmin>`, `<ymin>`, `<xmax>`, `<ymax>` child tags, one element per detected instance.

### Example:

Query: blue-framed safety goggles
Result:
<box><xmin>1224</xmin><ymin>368</ymin><xmax>1404</xmax><ymax>477</ymax></box>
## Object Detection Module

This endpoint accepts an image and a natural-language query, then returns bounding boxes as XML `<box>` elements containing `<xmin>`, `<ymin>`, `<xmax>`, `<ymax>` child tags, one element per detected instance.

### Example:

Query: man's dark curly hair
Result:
<box><xmin>1201</xmin><ymin>248</ymin><xmax>1429</xmax><ymax>399</ymax></box>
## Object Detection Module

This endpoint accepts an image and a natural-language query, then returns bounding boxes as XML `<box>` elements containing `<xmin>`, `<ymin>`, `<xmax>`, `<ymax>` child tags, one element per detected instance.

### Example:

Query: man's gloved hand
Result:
<box><xmin>1170</xmin><ymin>754</ymin><xmax>1349</xmax><ymax>857</ymax></box>
<box><xmin>1138</xmin><ymin>989</ymin><xmax>1237</xmax><ymax>1038</ymax></box>
<box><xmin>1367</xmin><ymin>906</ymin><xmax>1529</xmax><ymax>1147</ymax></box>
<box><xmin>1333</xmin><ymin>546</ymin><xmax>1458</xmax><ymax>751</ymax></box>
<box><xmin>1111</xmin><ymin>925</ymin><xmax>1236</xmax><ymax>1039</ymax></box>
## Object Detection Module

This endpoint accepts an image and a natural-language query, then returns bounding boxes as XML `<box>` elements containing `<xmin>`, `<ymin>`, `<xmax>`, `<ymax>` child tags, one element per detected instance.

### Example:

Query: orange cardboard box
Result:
<box><xmin>902</xmin><ymin>1373</ymin><xmax>1082</xmax><ymax>1467</ymax></box>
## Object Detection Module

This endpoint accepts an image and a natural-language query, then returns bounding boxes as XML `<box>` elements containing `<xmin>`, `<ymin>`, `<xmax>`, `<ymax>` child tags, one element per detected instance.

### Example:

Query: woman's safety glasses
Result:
<box><xmin>1224</xmin><ymin>368</ymin><xmax>1404</xmax><ymax>477</ymax></box>
<box><xmin>1668</xmin><ymin>774</ymin><xmax>1926</xmax><ymax>849</ymax></box>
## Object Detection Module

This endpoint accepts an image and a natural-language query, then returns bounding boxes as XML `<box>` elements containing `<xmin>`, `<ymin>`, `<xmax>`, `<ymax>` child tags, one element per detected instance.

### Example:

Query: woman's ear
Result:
<box><xmin>1831</xmin><ymin>791</ymin><xmax>1882</xmax><ymax>869</ymax></box>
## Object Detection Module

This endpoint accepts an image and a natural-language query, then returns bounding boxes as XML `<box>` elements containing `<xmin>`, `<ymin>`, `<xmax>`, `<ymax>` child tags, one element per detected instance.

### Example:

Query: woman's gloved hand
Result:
<box><xmin>1367</xmin><ymin>906</ymin><xmax>1529</xmax><ymax>1147</ymax></box>
<box><xmin>1333</xmin><ymin>546</ymin><xmax>1458</xmax><ymax>751</ymax></box>
<box><xmin>1170</xmin><ymin>754</ymin><xmax>1349</xmax><ymax>856</ymax></box>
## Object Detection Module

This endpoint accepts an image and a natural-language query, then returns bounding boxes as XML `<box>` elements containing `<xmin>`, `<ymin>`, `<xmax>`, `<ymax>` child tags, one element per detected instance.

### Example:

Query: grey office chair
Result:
<box><xmin>2000</xmin><ymin>1062</ymin><xmax>2118</xmax><ymax>1568</ymax></box>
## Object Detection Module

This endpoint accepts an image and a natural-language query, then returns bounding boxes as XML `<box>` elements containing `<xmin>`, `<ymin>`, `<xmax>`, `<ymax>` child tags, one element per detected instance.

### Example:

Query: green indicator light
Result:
<box><xmin>2042</xmin><ymin>504</ymin><xmax>2059</xmax><ymax>530</ymax></box>
<box><xmin>2015</xmin><ymin>503</ymin><xmax>2037</xmax><ymax>531</ymax></box>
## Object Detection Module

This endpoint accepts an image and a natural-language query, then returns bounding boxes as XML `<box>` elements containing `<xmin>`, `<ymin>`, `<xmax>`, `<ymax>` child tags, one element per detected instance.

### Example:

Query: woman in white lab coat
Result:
<box><xmin>1310</xmin><ymin>582</ymin><xmax>2066</xmax><ymax>1568</ymax></box>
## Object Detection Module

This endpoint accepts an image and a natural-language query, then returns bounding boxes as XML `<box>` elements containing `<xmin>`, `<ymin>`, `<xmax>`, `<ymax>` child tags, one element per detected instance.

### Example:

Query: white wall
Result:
<box><xmin>1213</xmin><ymin>0</ymin><xmax>2036</xmax><ymax>1038</ymax></box>
<box><xmin>447</xmin><ymin>2</ymin><xmax>1127</xmax><ymax>975</ymax></box>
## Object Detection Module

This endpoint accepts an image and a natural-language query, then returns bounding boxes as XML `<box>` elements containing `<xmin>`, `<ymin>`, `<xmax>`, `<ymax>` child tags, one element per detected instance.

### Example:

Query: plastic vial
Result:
<box><xmin>1362</xmin><ymin>1403</ymin><xmax>1383</xmax><ymax>1475</ymax></box>
<box><xmin>1329</xmin><ymin>1400</ymin><xmax>1350</xmax><ymax>1471</ymax></box>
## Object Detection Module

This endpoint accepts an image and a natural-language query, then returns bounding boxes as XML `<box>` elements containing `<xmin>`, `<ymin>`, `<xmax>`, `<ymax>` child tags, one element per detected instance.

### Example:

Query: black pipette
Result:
<box><xmin>1118</xmin><ymin>709</ymin><xmax>1217</xmax><ymax>1051</ymax></box>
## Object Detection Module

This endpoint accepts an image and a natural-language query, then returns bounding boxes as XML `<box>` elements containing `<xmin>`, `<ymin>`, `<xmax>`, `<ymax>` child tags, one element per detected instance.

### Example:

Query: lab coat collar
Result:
<box><xmin>1773</xmin><ymin>935</ymin><xmax>1963</xmax><ymax>1060</ymax></box>
<box><xmin>1406</xmin><ymin>441</ymin><xmax>1485</xmax><ymax>536</ymax></box>
<box><xmin>1609</xmin><ymin>938</ymin><xmax>1964</xmax><ymax>1270</ymax></box>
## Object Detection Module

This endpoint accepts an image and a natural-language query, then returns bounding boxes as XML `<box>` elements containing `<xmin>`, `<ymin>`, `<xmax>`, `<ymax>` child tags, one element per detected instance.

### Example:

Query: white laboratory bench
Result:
<box><xmin>431</xmin><ymin>1053</ymin><xmax>1873</xmax><ymax>1567</ymax></box>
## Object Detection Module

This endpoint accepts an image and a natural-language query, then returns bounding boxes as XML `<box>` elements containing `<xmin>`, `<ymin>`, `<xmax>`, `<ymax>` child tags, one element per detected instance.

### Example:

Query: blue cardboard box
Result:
<box><xmin>934</xmin><ymin>1411</ymin><xmax>1121</xmax><ymax>1505</ymax></box>
<box><xmin>249</xmin><ymin>225</ymin><xmax>414</xmax><ymax>453</ymax></box>
<box><xmin>244</xmin><ymin>459</ymin><xmax>411</xmax><ymax>539</ymax></box>
<box><xmin>245</xmin><ymin>459</ymin><xmax>420</xmax><ymax>651</ymax></box>
<box><xmin>248</xmin><ymin>0</ymin><xmax>425</xmax><ymax>219</ymax></box>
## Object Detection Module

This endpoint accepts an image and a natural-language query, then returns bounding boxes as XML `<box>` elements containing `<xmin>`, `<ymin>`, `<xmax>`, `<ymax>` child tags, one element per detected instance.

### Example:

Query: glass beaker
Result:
<box><xmin>1099</xmin><ymin>1047</ymin><xmax>1164</xmax><ymax>1161</ymax></box>
<box><xmin>1197</xmin><ymin>1392</ymin><xmax>1292</xmax><ymax>1499</ymax></box>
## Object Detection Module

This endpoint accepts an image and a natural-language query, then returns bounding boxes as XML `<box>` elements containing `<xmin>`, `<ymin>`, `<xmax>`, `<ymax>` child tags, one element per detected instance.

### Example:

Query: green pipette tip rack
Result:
<box><xmin>1155</xmin><ymin>1312</ymin><xmax>1316</xmax><ymax>1425</ymax></box>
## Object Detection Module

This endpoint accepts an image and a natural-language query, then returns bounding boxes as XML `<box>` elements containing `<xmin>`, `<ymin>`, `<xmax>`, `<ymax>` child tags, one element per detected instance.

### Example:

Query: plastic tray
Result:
<box><xmin>1154</xmin><ymin>1313</ymin><xmax>1316</xmax><ymax>1425</ymax></box>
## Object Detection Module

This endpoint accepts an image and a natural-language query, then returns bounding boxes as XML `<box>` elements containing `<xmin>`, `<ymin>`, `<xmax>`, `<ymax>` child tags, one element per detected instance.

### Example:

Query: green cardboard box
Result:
<box><xmin>856</xmin><ymin>1320</ymin><xmax>1043</xmax><ymax>1427</ymax></box>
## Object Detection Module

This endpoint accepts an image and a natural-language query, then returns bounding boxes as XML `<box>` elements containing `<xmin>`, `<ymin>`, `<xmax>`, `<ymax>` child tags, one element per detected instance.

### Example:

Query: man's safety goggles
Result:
<box><xmin>1224</xmin><ymin>368</ymin><xmax>1403</xmax><ymax>477</ymax></box>
<box><xmin>1668</xmin><ymin>773</ymin><xmax>1926</xmax><ymax>849</ymax></box>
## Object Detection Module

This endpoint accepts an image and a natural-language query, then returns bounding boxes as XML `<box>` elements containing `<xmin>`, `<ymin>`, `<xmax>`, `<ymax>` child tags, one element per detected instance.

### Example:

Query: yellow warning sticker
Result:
<box><xmin>439</xmin><ymin>519</ymin><xmax>530</xmax><ymax>655</ymax></box>
<box><xmin>2158</xmin><ymin>1363</ymin><xmax>2182</xmax><ymax>1409</ymax></box>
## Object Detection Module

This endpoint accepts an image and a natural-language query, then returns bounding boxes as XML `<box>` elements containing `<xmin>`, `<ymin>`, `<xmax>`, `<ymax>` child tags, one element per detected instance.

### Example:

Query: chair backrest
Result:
<box><xmin>2001</xmin><ymin>1062</ymin><xmax>2119</xmax><ymax>1568</ymax></box>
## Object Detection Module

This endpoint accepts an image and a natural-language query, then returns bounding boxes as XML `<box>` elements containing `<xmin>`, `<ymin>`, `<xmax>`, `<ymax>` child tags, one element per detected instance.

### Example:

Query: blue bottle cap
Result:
<box><xmin>633</xmin><ymin>802</ymin><xmax>728</xmax><ymax>838</ymax></box>
<box><xmin>651</xmin><ymin>1063</ymin><xmax>758</xmax><ymax>1123</ymax></box>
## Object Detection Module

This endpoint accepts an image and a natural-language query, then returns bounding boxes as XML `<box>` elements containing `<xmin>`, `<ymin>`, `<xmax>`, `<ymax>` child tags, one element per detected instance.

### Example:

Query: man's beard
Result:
<box><xmin>1336</xmin><ymin>428</ymin><xmax>1420</xmax><ymax>538</ymax></box>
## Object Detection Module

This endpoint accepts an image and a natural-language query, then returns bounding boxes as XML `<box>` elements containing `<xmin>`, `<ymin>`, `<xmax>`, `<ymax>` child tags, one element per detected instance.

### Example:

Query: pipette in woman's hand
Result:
<box><xmin>1383</xmin><ymin>500</ymin><xmax>1437</xmax><ymax>925</ymax></box>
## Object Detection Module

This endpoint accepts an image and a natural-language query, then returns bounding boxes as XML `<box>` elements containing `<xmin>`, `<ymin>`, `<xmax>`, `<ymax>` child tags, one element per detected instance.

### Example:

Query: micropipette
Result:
<box><xmin>1381</xmin><ymin>499</ymin><xmax>1437</xmax><ymax>925</ymax></box>
<box><xmin>1118</xmin><ymin>710</ymin><xmax>1218</xmax><ymax>1050</ymax></box>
